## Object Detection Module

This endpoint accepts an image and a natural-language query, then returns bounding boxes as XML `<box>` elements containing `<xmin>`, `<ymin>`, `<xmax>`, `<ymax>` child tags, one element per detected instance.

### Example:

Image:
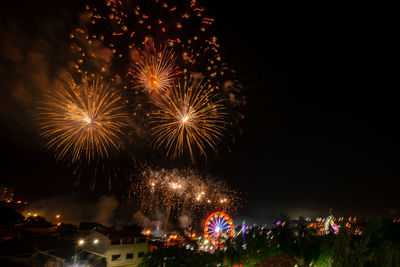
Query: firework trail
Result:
<box><xmin>38</xmin><ymin>75</ymin><xmax>127</xmax><ymax>163</ymax></box>
<box><xmin>150</xmin><ymin>80</ymin><xmax>226</xmax><ymax>161</ymax></box>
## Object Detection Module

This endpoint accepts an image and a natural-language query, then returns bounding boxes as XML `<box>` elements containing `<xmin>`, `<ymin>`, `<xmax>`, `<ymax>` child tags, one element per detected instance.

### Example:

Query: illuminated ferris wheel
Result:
<box><xmin>203</xmin><ymin>211</ymin><xmax>234</xmax><ymax>247</ymax></box>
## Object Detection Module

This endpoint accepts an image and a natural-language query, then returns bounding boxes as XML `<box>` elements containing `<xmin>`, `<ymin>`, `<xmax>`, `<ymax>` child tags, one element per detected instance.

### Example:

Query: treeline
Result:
<box><xmin>140</xmin><ymin>218</ymin><xmax>400</xmax><ymax>267</ymax></box>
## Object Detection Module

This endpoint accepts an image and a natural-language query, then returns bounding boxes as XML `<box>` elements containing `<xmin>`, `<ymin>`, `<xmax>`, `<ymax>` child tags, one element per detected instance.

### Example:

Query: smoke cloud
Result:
<box><xmin>95</xmin><ymin>195</ymin><xmax>119</xmax><ymax>225</ymax></box>
<box><xmin>133</xmin><ymin>211</ymin><xmax>162</xmax><ymax>231</ymax></box>
<box><xmin>24</xmin><ymin>193</ymin><xmax>119</xmax><ymax>226</ymax></box>
<box><xmin>178</xmin><ymin>214</ymin><xmax>192</xmax><ymax>230</ymax></box>
<box><xmin>0</xmin><ymin>2</ymin><xmax>75</xmax><ymax>143</ymax></box>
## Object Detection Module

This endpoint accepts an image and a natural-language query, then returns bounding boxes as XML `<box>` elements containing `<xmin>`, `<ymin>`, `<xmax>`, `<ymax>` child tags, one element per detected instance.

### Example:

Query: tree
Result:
<box><xmin>294</xmin><ymin>223</ymin><xmax>321</xmax><ymax>265</ymax></box>
<box><xmin>139</xmin><ymin>246</ymin><xmax>222</xmax><ymax>267</ymax></box>
<box><xmin>363</xmin><ymin>217</ymin><xmax>400</xmax><ymax>267</ymax></box>
<box><xmin>0</xmin><ymin>206</ymin><xmax>24</xmax><ymax>224</ymax></box>
<box><xmin>59</xmin><ymin>223</ymin><xmax>78</xmax><ymax>240</ymax></box>
<box><xmin>122</xmin><ymin>223</ymin><xmax>142</xmax><ymax>232</ymax></box>
<box><xmin>24</xmin><ymin>216</ymin><xmax>53</xmax><ymax>228</ymax></box>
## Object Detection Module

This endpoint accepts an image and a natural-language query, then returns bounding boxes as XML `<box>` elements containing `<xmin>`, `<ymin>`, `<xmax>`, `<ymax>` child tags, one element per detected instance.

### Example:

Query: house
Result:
<box><xmin>0</xmin><ymin>236</ymin><xmax>75</xmax><ymax>266</ymax></box>
<box><xmin>79</xmin><ymin>230</ymin><xmax>148</xmax><ymax>267</ymax></box>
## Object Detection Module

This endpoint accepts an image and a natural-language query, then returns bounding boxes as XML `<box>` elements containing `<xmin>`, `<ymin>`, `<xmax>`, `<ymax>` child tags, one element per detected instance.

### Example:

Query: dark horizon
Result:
<box><xmin>0</xmin><ymin>1</ymin><xmax>398</xmax><ymax>225</ymax></box>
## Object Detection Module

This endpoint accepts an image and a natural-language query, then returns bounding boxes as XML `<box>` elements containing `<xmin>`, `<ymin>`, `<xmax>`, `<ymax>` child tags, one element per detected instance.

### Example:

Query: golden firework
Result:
<box><xmin>133</xmin><ymin>168</ymin><xmax>240</xmax><ymax>217</ymax></box>
<box><xmin>130</xmin><ymin>46</ymin><xmax>181</xmax><ymax>94</ymax></box>
<box><xmin>38</xmin><ymin>75</ymin><xmax>127</xmax><ymax>163</ymax></box>
<box><xmin>150</xmin><ymin>80</ymin><xmax>226</xmax><ymax>161</ymax></box>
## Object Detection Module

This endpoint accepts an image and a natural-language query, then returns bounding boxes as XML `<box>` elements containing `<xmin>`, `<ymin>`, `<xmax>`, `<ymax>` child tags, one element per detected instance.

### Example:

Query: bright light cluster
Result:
<box><xmin>204</xmin><ymin>211</ymin><xmax>234</xmax><ymax>247</ymax></box>
<box><xmin>324</xmin><ymin>215</ymin><xmax>339</xmax><ymax>235</ymax></box>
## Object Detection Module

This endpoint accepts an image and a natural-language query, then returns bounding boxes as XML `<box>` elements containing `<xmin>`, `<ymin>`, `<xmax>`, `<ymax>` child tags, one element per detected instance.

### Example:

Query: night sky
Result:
<box><xmin>0</xmin><ymin>1</ymin><xmax>398</xmax><ymax>225</ymax></box>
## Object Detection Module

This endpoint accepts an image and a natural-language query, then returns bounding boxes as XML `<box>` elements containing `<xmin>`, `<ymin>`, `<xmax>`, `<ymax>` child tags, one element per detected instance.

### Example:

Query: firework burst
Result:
<box><xmin>150</xmin><ymin>80</ymin><xmax>226</xmax><ymax>161</ymax></box>
<box><xmin>38</xmin><ymin>75</ymin><xmax>127</xmax><ymax>163</ymax></box>
<box><xmin>134</xmin><ymin>168</ymin><xmax>240</xmax><ymax>218</ymax></box>
<box><xmin>130</xmin><ymin>45</ymin><xmax>181</xmax><ymax>94</ymax></box>
<box><xmin>71</xmin><ymin>0</ymin><xmax>245</xmax><ymax>106</ymax></box>
<box><xmin>70</xmin><ymin>0</ymin><xmax>245</xmax><ymax>156</ymax></box>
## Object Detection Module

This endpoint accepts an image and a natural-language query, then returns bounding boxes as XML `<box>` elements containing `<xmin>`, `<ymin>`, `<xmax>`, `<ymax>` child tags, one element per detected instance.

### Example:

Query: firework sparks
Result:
<box><xmin>150</xmin><ymin>80</ymin><xmax>226</xmax><ymax>161</ymax></box>
<box><xmin>70</xmin><ymin>0</ymin><xmax>245</xmax><ymax>154</ymax></box>
<box><xmin>130</xmin><ymin>45</ymin><xmax>181</xmax><ymax>94</ymax></box>
<box><xmin>134</xmin><ymin>168</ymin><xmax>240</xmax><ymax>219</ymax></box>
<box><xmin>38</xmin><ymin>75</ymin><xmax>127</xmax><ymax>163</ymax></box>
<box><xmin>73</xmin><ymin>0</ymin><xmax>244</xmax><ymax>102</ymax></box>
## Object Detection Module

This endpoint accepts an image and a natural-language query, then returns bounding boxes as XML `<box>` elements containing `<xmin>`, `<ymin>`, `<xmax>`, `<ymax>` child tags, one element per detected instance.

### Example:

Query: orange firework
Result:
<box><xmin>130</xmin><ymin>45</ymin><xmax>181</xmax><ymax>94</ymax></box>
<box><xmin>38</xmin><ymin>75</ymin><xmax>127</xmax><ymax>163</ymax></box>
<box><xmin>150</xmin><ymin>80</ymin><xmax>226</xmax><ymax>161</ymax></box>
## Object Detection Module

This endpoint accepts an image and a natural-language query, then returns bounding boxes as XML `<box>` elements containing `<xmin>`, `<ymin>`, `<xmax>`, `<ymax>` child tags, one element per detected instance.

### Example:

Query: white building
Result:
<box><xmin>79</xmin><ymin>230</ymin><xmax>148</xmax><ymax>267</ymax></box>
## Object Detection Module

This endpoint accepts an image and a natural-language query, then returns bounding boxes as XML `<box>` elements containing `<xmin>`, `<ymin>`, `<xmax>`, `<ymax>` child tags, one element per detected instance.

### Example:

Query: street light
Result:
<box><xmin>74</xmin><ymin>238</ymin><xmax>106</xmax><ymax>265</ymax></box>
<box><xmin>74</xmin><ymin>239</ymin><xmax>86</xmax><ymax>264</ymax></box>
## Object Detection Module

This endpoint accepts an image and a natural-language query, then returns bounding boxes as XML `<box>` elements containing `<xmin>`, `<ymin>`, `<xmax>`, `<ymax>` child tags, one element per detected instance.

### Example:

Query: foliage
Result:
<box><xmin>59</xmin><ymin>223</ymin><xmax>79</xmax><ymax>240</ymax></box>
<box><xmin>139</xmin><ymin>246</ymin><xmax>224</xmax><ymax>267</ymax></box>
<box><xmin>332</xmin><ymin>218</ymin><xmax>400</xmax><ymax>267</ymax></box>
<box><xmin>255</xmin><ymin>254</ymin><xmax>303</xmax><ymax>267</ymax></box>
<box><xmin>0</xmin><ymin>205</ymin><xmax>24</xmax><ymax>224</ymax></box>
<box><xmin>23</xmin><ymin>216</ymin><xmax>53</xmax><ymax>228</ymax></box>
<box><xmin>139</xmin><ymin>217</ymin><xmax>400</xmax><ymax>267</ymax></box>
<box><xmin>121</xmin><ymin>223</ymin><xmax>143</xmax><ymax>233</ymax></box>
